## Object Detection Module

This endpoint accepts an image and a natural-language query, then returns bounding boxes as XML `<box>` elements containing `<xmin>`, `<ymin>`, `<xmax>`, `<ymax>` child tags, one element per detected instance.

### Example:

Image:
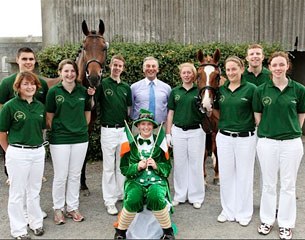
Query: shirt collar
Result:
<box><xmin>145</xmin><ymin>78</ymin><xmax>157</xmax><ymax>86</ymax></box>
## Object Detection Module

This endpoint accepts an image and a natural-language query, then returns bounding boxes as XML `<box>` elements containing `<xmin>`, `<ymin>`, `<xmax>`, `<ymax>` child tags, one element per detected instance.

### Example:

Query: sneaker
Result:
<box><xmin>54</xmin><ymin>209</ymin><xmax>66</xmax><ymax>225</ymax></box>
<box><xmin>30</xmin><ymin>227</ymin><xmax>45</xmax><ymax>236</ymax></box>
<box><xmin>279</xmin><ymin>227</ymin><xmax>292</xmax><ymax>240</ymax></box>
<box><xmin>106</xmin><ymin>205</ymin><xmax>118</xmax><ymax>215</ymax></box>
<box><xmin>217</xmin><ymin>213</ymin><xmax>228</xmax><ymax>223</ymax></box>
<box><xmin>15</xmin><ymin>234</ymin><xmax>31</xmax><ymax>240</ymax></box>
<box><xmin>172</xmin><ymin>200</ymin><xmax>179</xmax><ymax>207</ymax></box>
<box><xmin>193</xmin><ymin>202</ymin><xmax>202</xmax><ymax>209</ymax></box>
<box><xmin>66</xmin><ymin>209</ymin><xmax>85</xmax><ymax>222</ymax></box>
<box><xmin>258</xmin><ymin>222</ymin><xmax>273</xmax><ymax>235</ymax></box>
<box><xmin>42</xmin><ymin>210</ymin><xmax>48</xmax><ymax>219</ymax></box>
<box><xmin>239</xmin><ymin>220</ymin><xmax>250</xmax><ymax>227</ymax></box>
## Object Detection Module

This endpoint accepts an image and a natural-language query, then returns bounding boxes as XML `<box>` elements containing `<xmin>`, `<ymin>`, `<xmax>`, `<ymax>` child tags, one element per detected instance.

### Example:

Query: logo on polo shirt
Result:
<box><xmin>55</xmin><ymin>95</ymin><xmax>65</xmax><ymax>104</ymax></box>
<box><xmin>262</xmin><ymin>96</ymin><xmax>272</xmax><ymax>106</ymax></box>
<box><xmin>241</xmin><ymin>97</ymin><xmax>248</xmax><ymax>101</ymax></box>
<box><xmin>219</xmin><ymin>95</ymin><xmax>225</xmax><ymax>102</ymax></box>
<box><xmin>174</xmin><ymin>94</ymin><xmax>180</xmax><ymax>101</ymax></box>
<box><xmin>14</xmin><ymin>111</ymin><xmax>26</xmax><ymax>121</ymax></box>
<box><xmin>79</xmin><ymin>97</ymin><xmax>85</xmax><ymax>101</ymax></box>
<box><xmin>105</xmin><ymin>89</ymin><xmax>113</xmax><ymax>96</ymax></box>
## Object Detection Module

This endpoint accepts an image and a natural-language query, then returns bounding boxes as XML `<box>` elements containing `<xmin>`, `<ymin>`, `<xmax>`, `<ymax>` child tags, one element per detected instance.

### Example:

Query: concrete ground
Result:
<box><xmin>0</xmin><ymin>142</ymin><xmax>305</xmax><ymax>239</ymax></box>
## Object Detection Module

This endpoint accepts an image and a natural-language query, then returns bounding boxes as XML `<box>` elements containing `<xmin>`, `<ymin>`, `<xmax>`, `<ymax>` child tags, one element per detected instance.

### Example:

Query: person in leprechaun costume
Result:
<box><xmin>114</xmin><ymin>109</ymin><xmax>175</xmax><ymax>239</ymax></box>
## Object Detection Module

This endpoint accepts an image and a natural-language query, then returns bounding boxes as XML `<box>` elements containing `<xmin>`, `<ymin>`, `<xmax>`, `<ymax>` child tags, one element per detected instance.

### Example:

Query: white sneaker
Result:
<box><xmin>193</xmin><ymin>202</ymin><xmax>202</xmax><ymax>209</ymax></box>
<box><xmin>42</xmin><ymin>210</ymin><xmax>48</xmax><ymax>219</ymax></box>
<box><xmin>172</xmin><ymin>200</ymin><xmax>179</xmax><ymax>207</ymax></box>
<box><xmin>239</xmin><ymin>220</ymin><xmax>250</xmax><ymax>227</ymax></box>
<box><xmin>217</xmin><ymin>213</ymin><xmax>228</xmax><ymax>223</ymax></box>
<box><xmin>106</xmin><ymin>205</ymin><xmax>118</xmax><ymax>215</ymax></box>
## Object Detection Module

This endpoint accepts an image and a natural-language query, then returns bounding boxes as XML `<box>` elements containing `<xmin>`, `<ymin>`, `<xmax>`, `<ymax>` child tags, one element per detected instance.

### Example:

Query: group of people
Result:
<box><xmin>215</xmin><ymin>44</ymin><xmax>304</xmax><ymax>240</ymax></box>
<box><xmin>0</xmin><ymin>43</ymin><xmax>304</xmax><ymax>240</ymax></box>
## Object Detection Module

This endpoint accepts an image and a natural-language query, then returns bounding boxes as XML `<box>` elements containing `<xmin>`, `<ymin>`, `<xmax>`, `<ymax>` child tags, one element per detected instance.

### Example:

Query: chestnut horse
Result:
<box><xmin>196</xmin><ymin>49</ymin><xmax>221</xmax><ymax>185</ymax></box>
<box><xmin>46</xmin><ymin>19</ymin><xmax>108</xmax><ymax>196</ymax></box>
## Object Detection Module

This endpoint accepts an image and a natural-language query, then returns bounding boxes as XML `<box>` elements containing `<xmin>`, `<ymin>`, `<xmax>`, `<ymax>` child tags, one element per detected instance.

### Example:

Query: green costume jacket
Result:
<box><xmin>120</xmin><ymin>134</ymin><xmax>172</xmax><ymax>209</ymax></box>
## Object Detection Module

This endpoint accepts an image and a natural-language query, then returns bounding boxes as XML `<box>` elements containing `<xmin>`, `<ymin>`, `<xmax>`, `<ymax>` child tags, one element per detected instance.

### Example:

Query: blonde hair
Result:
<box><xmin>225</xmin><ymin>56</ymin><xmax>245</xmax><ymax>69</ymax></box>
<box><xmin>178</xmin><ymin>62</ymin><xmax>197</xmax><ymax>81</ymax></box>
<box><xmin>13</xmin><ymin>71</ymin><xmax>41</xmax><ymax>92</ymax></box>
<box><xmin>247</xmin><ymin>43</ymin><xmax>264</xmax><ymax>55</ymax></box>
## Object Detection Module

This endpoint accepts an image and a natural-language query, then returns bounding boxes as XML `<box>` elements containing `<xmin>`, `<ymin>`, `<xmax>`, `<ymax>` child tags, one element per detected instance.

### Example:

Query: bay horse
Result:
<box><xmin>196</xmin><ymin>49</ymin><xmax>221</xmax><ymax>185</ymax></box>
<box><xmin>46</xmin><ymin>19</ymin><xmax>108</xmax><ymax>196</ymax></box>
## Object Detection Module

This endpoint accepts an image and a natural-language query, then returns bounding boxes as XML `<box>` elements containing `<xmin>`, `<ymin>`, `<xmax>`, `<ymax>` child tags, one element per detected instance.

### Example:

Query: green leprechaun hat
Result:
<box><xmin>133</xmin><ymin>109</ymin><xmax>159</xmax><ymax>128</ymax></box>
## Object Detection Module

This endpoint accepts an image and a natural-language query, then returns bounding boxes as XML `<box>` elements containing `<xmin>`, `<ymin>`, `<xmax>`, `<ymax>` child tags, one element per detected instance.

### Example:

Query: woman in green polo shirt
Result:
<box><xmin>0</xmin><ymin>71</ymin><xmax>46</xmax><ymax>239</ymax></box>
<box><xmin>215</xmin><ymin>56</ymin><xmax>257</xmax><ymax>227</ymax></box>
<box><xmin>166</xmin><ymin>62</ymin><xmax>206</xmax><ymax>209</ymax></box>
<box><xmin>46</xmin><ymin>59</ymin><xmax>94</xmax><ymax>225</ymax></box>
<box><xmin>253</xmin><ymin>52</ymin><xmax>305</xmax><ymax>240</ymax></box>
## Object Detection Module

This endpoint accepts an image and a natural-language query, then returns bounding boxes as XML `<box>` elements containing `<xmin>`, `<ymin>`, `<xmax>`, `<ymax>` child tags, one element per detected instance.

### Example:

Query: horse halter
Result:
<box><xmin>197</xmin><ymin>63</ymin><xmax>221</xmax><ymax>114</ymax></box>
<box><xmin>82</xmin><ymin>34</ymin><xmax>109</xmax><ymax>80</ymax></box>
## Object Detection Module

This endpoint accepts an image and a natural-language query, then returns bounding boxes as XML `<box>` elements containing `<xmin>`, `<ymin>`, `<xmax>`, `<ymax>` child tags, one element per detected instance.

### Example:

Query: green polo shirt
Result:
<box><xmin>253</xmin><ymin>77</ymin><xmax>305</xmax><ymax>140</ymax></box>
<box><xmin>97</xmin><ymin>77</ymin><xmax>132</xmax><ymax>125</ymax></box>
<box><xmin>168</xmin><ymin>85</ymin><xmax>203</xmax><ymax>126</ymax></box>
<box><xmin>0</xmin><ymin>96</ymin><xmax>45</xmax><ymax>145</ymax></box>
<box><xmin>0</xmin><ymin>73</ymin><xmax>49</xmax><ymax>104</ymax></box>
<box><xmin>216</xmin><ymin>78</ymin><xmax>256</xmax><ymax>132</ymax></box>
<box><xmin>243</xmin><ymin>67</ymin><xmax>271</xmax><ymax>86</ymax></box>
<box><xmin>45</xmin><ymin>82</ymin><xmax>91</xmax><ymax>144</ymax></box>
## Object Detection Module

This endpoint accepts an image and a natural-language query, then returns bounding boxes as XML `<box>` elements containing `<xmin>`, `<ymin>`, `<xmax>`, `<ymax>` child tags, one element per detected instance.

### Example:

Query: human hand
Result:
<box><xmin>87</xmin><ymin>87</ymin><xmax>96</xmax><ymax>96</ymax></box>
<box><xmin>146</xmin><ymin>158</ymin><xmax>157</xmax><ymax>170</ymax></box>
<box><xmin>166</xmin><ymin>134</ymin><xmax>172</xmax><ymax>147</ymax></box>
<box><xmin>138</xmin><ymin>160</ymin><xmax>147</xmax><ymax>171</ymax></box>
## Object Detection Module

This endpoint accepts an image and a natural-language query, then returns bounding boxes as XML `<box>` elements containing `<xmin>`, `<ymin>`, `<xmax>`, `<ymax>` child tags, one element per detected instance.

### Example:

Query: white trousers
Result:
<box><xmin>172</xmin><ymin>125</ymin><xmax>206</xmax><ymax>204</ymax></box>
<box><xmin>216</xmin><ymin>132</ymin><xmax>256</xmax><ymax>222</ymax></box>
<box><xmin>257</xmin><ymin>137</ymin><xmax>303</xmax><ymax>228</ymax></box>
<box><xmin>6</xmin><ymin>146</ymin><xmax>45</xmax><ymax>237</ymax></box>
<box><xmin>50</xmin><ymin>142</ymin><xmax>88</xmax><ymax>211</ymax></box>
<box><xmin>101</xmin><ymin>127</ymin><xmax>125</xmax><ymax>206</ymax></box>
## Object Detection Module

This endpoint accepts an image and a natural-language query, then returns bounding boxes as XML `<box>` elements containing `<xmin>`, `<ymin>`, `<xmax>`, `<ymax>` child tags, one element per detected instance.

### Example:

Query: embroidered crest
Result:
<box><xmin>105</xmin><ymin>89</ymin><xmax>113</xmax><ymax>96</ymax></box>
<box><xmin>219</xmin><ymin>95</ymin><xmax>225</xmax><ymax>102</ymax></box>
<box><xmin>262</xmin><ymin>97</ymin><xmax>272</xmax><ymax>106</ymax></box>
<box><xmin>14</xmin><ymin>111</ymin><xmax>26</xmax><ymax>121</ymax></box>
<box><xmin>174</xmin><ymin>94</ymin><xmax>180</xmax><ymax>101</ymax></box>
<box><xmin>55</xmin><ymin>95</ymin><xmax>65</xmax><ymax>104</ymax></box>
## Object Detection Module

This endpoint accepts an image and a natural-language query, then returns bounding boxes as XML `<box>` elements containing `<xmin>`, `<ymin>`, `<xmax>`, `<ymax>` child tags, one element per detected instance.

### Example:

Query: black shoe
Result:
<box><xmin>114</xmin><ymin>228</ymin><xmax>126</xmax><ymax>239</ymax></box>
<box><xmin>161</xmin><ymin>227</ymin><xmax>175</xmax><ymax>239</ymax></box>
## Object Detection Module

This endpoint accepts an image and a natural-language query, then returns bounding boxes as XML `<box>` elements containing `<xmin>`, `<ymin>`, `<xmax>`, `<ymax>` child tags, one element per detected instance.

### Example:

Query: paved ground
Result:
<box><xmin>0</xmin><ymin>142</ymin><xmax>305</xmax><ymax>239</ymax></box>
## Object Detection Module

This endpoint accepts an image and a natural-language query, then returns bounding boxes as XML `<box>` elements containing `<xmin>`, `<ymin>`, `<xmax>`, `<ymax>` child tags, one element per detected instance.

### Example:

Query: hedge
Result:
<box><xmin>37</xmin><ymin>42</ymin><xmax>284</xmax><ymax>161</ymax></box>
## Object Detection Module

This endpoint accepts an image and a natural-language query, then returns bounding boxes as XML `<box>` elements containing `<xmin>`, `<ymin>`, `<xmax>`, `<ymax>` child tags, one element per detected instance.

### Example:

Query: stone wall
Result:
<box><xmin>0</xmin><ymin>36</ymin><xmax>42</xmax><ymax>81</ymax></box>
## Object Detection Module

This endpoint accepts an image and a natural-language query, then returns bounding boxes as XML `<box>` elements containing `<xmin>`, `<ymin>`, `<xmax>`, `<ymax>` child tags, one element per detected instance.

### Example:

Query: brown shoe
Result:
<box><xmin>66</xmin><ymin>209</ymin><xmax>84</xmax><ymax>222</ymax></box>
<box><xmin>54</xmin><ymin>209</ymin><xmax>66</xmax><ymax>225</ymax></box>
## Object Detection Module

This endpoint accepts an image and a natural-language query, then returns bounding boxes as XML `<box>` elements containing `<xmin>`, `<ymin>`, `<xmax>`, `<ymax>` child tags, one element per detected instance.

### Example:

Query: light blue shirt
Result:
<box><xmin>131</xmin><ymin>78</ymin><xmax>171</xmax><ymax>124</ymax></box>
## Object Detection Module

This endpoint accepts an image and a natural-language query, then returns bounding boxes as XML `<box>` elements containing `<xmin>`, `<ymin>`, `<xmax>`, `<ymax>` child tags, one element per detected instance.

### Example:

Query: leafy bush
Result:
<box><xmin>37</xmin><ymin>41</ymin><xmax>284</xmax><ymax>161</ymax></box>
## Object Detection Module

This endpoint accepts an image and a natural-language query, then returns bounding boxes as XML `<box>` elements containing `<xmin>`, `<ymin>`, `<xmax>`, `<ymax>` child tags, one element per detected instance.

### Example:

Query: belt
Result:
<box><xmin>220</xmin><ymin>130</ymin><xmax>254</xmax><ymax>138</ymax></box>
<box><xmin>101</xmin><ymin>124</ymin><xmax>124</xmax><ymax>129</ymax></box>
<box><xmin>175</xmin><ymin>124</ymin><xmax>201</xmax><ymax>131</ymax></box>
<box><xmin>10</xmin><ymin>141</ymin><xmax>49</xmax><ymax>149</ymax></box>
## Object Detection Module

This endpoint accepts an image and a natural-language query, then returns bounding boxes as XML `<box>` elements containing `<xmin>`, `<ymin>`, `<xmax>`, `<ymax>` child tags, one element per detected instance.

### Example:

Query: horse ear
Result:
<box><xmin>99</xmin><ymin>19</ymin><xmax>105</xmax><ymax>35</ymax></box>
<box><xmin>213</xmin><ymin>48</ymin><xmax>221</xmax><ymax>64</ymax></box>
<box><xmin>197</xmin><ymin>49</ymin><xmax>204</xmax><ymax>62</ymax></box>
<box><xmin>82</xmin><ymin>20</ymin><xmax>89</xmax><ymax>36</ymax></box>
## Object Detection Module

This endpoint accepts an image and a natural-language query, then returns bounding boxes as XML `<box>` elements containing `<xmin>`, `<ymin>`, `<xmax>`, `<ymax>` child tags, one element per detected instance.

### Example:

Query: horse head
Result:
<box><xmin>77</xmin><ymin>19</ymin><xmax>108</xmax><ymax>88</ymax></box>
<box><xmin>196</xmin><ymin>48</ymin><xmax>221</xmax><ymax>114</ymax></box>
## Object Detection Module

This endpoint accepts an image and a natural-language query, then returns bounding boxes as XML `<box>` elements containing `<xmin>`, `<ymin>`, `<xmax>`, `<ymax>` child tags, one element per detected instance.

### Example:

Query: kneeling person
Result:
<box><xmin>115</xmin><ymin>109</ymin><xmax>174</xmax><ymax>239</ymax></box>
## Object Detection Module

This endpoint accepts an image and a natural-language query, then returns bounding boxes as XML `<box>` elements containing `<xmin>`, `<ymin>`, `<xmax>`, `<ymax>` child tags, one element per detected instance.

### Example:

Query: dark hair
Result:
<box><xmin>13</xmin><ymin>71</ymin><xmax>41</xmax><ymax>92</ymax></box>
<box><xmin>58</xmin><ymin>59</ymin><xmax>79</xmax><ymax>82</ymax></box>
<box><xmin>17</xmin><ymin>47</ymin><xmax>36</xmax><ymax>58</ymax></box>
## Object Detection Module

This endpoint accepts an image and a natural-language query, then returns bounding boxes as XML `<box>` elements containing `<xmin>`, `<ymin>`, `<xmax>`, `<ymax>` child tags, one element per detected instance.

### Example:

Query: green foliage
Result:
<box><xmin>37</xmin><ymin>41</ymin><xmax>284</xmax><ymax>161</ymax></box>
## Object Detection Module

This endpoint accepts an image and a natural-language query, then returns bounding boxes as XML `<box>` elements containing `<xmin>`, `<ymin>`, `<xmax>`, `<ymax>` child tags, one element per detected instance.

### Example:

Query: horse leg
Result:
<box><xmin>80</xmin><ymin>157</ymin><xmax>90</xmax><ymax>196</ymax></box>
<box><xmin>212</xmin><ymin>140</ymin><xmax>220</xmax><ymax>185</ymax></box>
<box><xmin>203</xmin><ymin>150</ymin><xmax>208</xmax><ymax>186</ymax></box>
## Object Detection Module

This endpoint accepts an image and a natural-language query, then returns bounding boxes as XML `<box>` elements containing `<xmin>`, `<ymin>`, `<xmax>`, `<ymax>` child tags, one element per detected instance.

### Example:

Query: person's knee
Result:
<box><xmin>146</xmin><ymin>186</ymin><xmax>167</xmax><ymax>210</ymax></box>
